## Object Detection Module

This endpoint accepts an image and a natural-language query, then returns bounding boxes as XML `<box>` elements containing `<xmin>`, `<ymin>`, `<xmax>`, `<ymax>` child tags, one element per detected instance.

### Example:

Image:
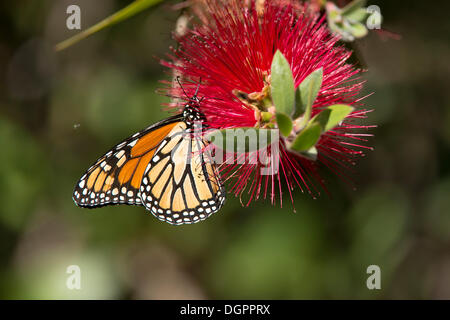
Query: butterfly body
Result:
<box><xmin>73</xmin><ymin>98</ymin><xmax>225</xmax><ymax>225</ymax></box>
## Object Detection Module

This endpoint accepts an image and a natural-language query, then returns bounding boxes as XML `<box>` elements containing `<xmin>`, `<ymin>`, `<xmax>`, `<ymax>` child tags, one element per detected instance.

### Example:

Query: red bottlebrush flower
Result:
<box><xmin>162</xmin><ymin>0</ymin><xmax>373</xmax><ymax>208</ymax></box>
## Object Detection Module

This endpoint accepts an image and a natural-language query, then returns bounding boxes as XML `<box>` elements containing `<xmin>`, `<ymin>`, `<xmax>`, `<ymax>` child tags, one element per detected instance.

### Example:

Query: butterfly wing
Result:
<box><xmin>139</xmin><ymin>122</ymin><xmax>225</xmax><ymax>225</ymax></box>
<box><xmin>73</xmin><ymin>116</ymin><xmax>183</xmax><ymax>208</ymax></box>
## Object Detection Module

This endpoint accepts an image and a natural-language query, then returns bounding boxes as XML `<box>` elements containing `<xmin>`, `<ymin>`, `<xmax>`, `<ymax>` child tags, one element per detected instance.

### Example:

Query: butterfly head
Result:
<box><xmin>183</xmin><ymin>98</ymin><xmax>206</xmax><ymax>125</ymax></box>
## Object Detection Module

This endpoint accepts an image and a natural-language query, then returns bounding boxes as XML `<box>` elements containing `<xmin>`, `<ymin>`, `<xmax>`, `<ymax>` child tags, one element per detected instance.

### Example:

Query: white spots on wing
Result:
<box><xmin>112</xmin><ymin>188</ymin><xmax>119</xmax><ymax>196</ymax></box>
<box><xmin>121</xmin><ymin>187</ymin><xmax>127</xmax><ymax>194</ymax></box>
<box><xmin>152</xmin><ymin>155</ymin><xmax>160</xmax><ymax>162</ymax></box>
<box><xmin>79</xmin><ymin>180</ymin><xmax>85</xmax><ymax>188</ymax></box>
<box><xmin>127</xmin><ymin>190</ymin><xmax>133</xmax><ymax>197</ymax></box>
<box><xmin>144</xmin><ymin>163</ymin><xmax>152</xmax><ymax>174</ymax></box>
<box><xmin>116</xmin><ymin>150</ymin><xmax>125</xmax><ymax>159</ymax></box>
<box><xmin>128</xmin><ymin>140</ymin><xmax>137</xmax><ymax>147</ymax></box>
<box><xmin>158</xmin><ymin>140</ymin><xmax>167</xmax><ymax>150</ymax></box>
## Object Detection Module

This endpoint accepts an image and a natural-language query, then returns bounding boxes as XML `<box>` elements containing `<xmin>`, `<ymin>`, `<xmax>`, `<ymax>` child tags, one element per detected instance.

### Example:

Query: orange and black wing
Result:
<box><xmin>139</xmin><ymin>122</ymin><xmax>225</xmax><ymax>225</ymax></box>
<box><xmin>73</xmin><ymin>116</ymin><xmax>183</xmax><ymax>208</ymax></box>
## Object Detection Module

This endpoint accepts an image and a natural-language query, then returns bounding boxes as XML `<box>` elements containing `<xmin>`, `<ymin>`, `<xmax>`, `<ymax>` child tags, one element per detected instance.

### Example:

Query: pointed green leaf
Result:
<box><xmin>342</xmin><ymin>0</ymin><xmax>367</xmax><ymax>16</ymax></box>
<box><xmin>294</xmin><ymin>68</ymin><xmax>323</xmax><ymax>125</ymax></box>
<box><xmin>271</xmin><ymin>50</ymin><xmax>295</xmax><ymax>116</ymax></box>
<box><xmin>311</xmin><ymin>108</ymin><xmax>332</xmax><ymax>131</ymax></box>
<box><xmin>344</xmin><ymin>8</ymin><xmax>369</xmax><ymax>23</ymax></box>
<box><xmin>290</xmin><ymin>123</ymin><xmax>322</xmax><ymax>152</ymax></box>
<box><xmin>329</xmin><ymin>24</ymin><xmax>352</xmax><ymax>42</ymax></box>
<box><xmin>324</xmin><ymin>104</ymin><xmax>354</xmax><ymax>131</ymax></box>
<box><xmin>294</xmin><ymin>88</ymin><xmax>304</xmax><ymax>118</ymax></box>
<box><xmin>276</xmin><ymin>112</ymin><xmax>293</xmax><ymax>137</ymax></box>
<box><xmin>311</xmin><ymin>104</ymin><xmax>354</xmax><ymax>132</ymax></box>
<box><xmin>55</xmin><ymin>0</ymin><xmax>164</xmax><ymax>51</ymax></box>
<box><xmin>205</xmin><ymin>128</ymin><xmax>278</xmax><ymax>153</ymax></box>
<box><xmin>346</xmin><ymin>22</ymin><xmax>368</xmax><ymax>38</ymax></box>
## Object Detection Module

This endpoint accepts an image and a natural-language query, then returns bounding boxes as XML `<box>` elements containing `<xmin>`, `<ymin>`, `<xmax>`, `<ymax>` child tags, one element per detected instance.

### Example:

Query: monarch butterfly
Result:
<box><xmin>73</xmin><ymin>89</ymin><xmax>225</xmax><ymax>225</ymax></box>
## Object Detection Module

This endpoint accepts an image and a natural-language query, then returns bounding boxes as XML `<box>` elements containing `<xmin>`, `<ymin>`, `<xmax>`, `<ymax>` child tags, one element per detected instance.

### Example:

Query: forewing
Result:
<box><xmin>73</xmin><ymin>118</ymin><xmax>181</xmax><ymax>208</ymax></box>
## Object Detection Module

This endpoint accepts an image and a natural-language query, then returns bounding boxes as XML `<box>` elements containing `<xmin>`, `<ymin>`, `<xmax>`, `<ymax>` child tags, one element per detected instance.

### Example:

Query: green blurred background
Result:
<box><xmin>0</xmin><ymin>0</ymin><xmax>449</xmax><ymax>299</ymax></box>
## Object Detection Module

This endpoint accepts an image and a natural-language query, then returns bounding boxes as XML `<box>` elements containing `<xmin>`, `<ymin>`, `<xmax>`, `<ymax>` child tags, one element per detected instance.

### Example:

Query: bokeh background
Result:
<box><xmin>0</xmin><ymin>0</ymin><xmax>449</xmax><ymax>299</ymax></box>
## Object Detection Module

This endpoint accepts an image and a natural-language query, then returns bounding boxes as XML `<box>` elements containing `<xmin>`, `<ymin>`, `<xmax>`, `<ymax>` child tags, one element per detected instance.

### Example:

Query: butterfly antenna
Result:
<box><xmin>176</xmin><ymin>76</ymin><xmax>190</xmax><ymax>99</ymax></box>
<box><xmin>193</xmin><ymin>77</ymin><xmax>202</xmax><ymax>98</ymax></box>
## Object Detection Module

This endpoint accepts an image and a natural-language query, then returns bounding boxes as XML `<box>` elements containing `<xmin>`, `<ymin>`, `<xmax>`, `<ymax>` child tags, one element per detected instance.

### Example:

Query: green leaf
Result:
<box><xmin>270</xmin><ymin>50</ymin><xmax>295</xmax><ymax>116</ymax></box>
<box><xmin>312</xmin><ymin>104</ymin><xmax>354</xmax><ymax>132</ymax></box>
<box><xmin>294</xmin><ymin>88</ymin><xmax>303</xmax><ymax>118</ymax></box>
<box><xmin>346</xmin><ymin>22</ymin><xmax>368</xmax><ymax>38</ymax></box>
<box><xmin>325</xmin><ymin>104</ymin><xmax>354</xmax><ymax>131</ymax></box>
<box><xmin>294</xmin><ymin>68</ymin><xmax>323</xmax><ymax>124</ymax></box>
<box><xmin>344</xmin><ymin>8</ymin><xmax>369</xmax><ymax>22</ymax></box>
<box><xmin>55</xmin><ymin>0</ymin><xmax>164</xmax><ymax>51</ymax></box>
<box><xmin>206</xmin><ymin>128</ymin><xmax>278</xmax><ymax>153</ymax></box>
<box><xmin>276</xmin><ymin>112</ymin><xmax>293</xmax><ymax>137</ymax></box>
<box><xmin>289</xmin><ymin>104</ymin><xmax>353</xmax><ymax>154</ymax></box>
<box><xmin>290</xmin><ymin>123</ymin><xmax>322</xmax><ymax>152</ymax></box>
<box><xmin>311</xmin><ymin>108</ymin><xmax>332</xmax><ymax>131</ymax></box>
<box><xmin>328</xmin><ymin>23</ymin><xmax>353</xmax><ymax>42</ymax></box>
<box><xmin>341</xmin><ymin>0</ymin><xmax>367</xmax><ymax>16</ymax></box>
